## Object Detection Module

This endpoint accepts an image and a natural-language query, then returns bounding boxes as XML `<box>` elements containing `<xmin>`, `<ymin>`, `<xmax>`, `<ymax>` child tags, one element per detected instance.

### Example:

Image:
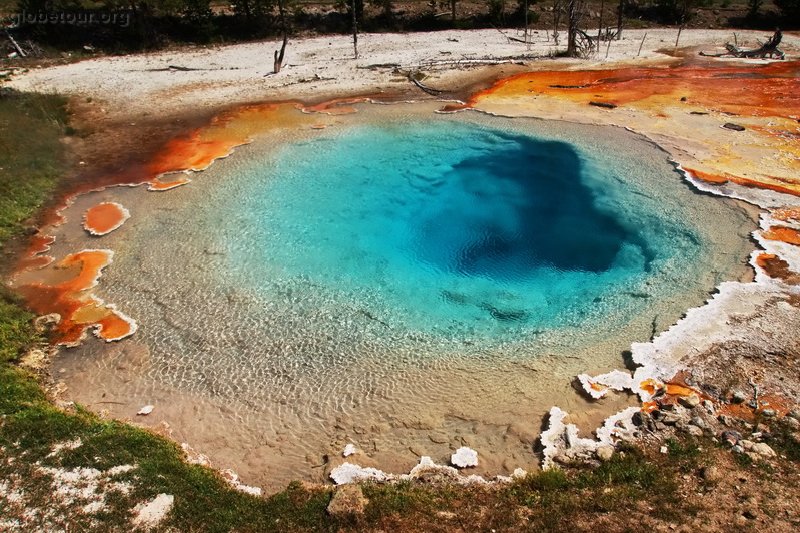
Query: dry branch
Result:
<box><xmin>4</xmin><ymin>30</ymin><xmax>26</xmax><ymax>58</ymax></box>
<box><xmin>408</xmin><ymin>74</ymin><xmax>445</xmax><ymax>96</ymax></box>
<box><xmin>700</xmin><ymin>30</ymin><xmax>785</xmax><ymax>60</ymax></box>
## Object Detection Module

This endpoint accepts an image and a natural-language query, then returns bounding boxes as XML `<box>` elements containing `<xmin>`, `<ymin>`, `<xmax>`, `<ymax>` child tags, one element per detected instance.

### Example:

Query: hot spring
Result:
<box><xmin>56</xmin><ymin>103</ymin><xmax>756</xmax><ymax>489</ymax></box>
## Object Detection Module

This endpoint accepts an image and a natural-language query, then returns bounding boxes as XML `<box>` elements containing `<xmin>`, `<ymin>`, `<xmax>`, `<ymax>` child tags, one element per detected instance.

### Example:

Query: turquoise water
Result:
<box><xmin>219</xmin><ymin>120</ymin><xmax>693</xmax><ymax>339</ymax></box>
<box><xmin>82</xmin><ymin>109</ymin><xmax>755</xmax><ymax>487</ymax></box>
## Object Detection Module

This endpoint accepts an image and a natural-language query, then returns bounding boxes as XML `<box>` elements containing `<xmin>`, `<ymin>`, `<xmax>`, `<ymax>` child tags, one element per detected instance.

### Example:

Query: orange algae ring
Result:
<box><xmin>83</xmin><ymin>202</ymin><xmax>131</xmax><ymax>236</ymax></box>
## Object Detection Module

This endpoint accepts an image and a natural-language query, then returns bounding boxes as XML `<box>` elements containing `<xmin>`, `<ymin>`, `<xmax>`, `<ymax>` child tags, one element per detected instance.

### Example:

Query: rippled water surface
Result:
<box><xmin>57</xmin><ymin>105</ymin><xmax>756</xmax><ymax>490</ymax></box>
<box><xmin>223</xmin><ymin>121</ymin><xmax>658</xmax><ymax>338</ymax></box>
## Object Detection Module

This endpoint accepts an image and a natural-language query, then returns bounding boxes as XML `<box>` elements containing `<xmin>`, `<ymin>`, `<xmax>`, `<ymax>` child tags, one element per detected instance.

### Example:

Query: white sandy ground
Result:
<box><xmin>7</xmin><ymin>28</ymin><xmax>798</xmax><ymax>118</ymax></box>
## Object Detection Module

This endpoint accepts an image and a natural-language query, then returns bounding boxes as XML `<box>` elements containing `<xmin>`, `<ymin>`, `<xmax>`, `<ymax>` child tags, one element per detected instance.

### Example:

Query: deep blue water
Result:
<box><xmin>219</xmin><ymin>120</ymin><xmax>694</xmax><ymax>338</ymax></box>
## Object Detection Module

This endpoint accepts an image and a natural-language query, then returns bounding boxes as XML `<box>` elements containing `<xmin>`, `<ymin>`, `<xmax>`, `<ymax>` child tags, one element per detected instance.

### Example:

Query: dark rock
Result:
<box><xmin>723</xmin><ymin>123</ymin><xmax>746</xmax><ymax>131</ymax></box>
<box><xmin>731</xmin><ymin>391</ymin><xmax>747</xmax><ymax>404</ymax></box>
<box><xmin>720</xmin><ymin>430</ymin><xmax>742</xmax><ymax>447</ymax></box>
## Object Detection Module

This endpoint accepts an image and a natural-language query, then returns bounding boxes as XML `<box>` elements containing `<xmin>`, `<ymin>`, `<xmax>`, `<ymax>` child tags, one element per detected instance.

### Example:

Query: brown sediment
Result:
<box><xmin>755</xmin><ymin>253</ymin><xmax>800</xmax><ymax>283</ymax></box>
<box><xmin>639</xmin><ymin>376</ymin><xmax>703</xmax><ymax>409</ymax></box>
<box><xmin>762</xmin><ymin>226</ymin><xmax>800</xmax><ymax>245</ymax></box>
<box><xmin>14</xmin><ymin>234</ymin><xmax>56</xmax><ymax>273</ymax></box>
<box><xmin>140</xmin><ymin>98</ymin><xmax>368</xmax><ymax>192</ymax></box>
<box><xmin>39</xmin><ymin>97</ymin><xmax>373</xmax><ymax>225</ymax></box>
<box><xmin>15</xmin><ymin>249</ymin><xmax>136</xmax><ymax>346</ymax></box>
<box><xmin>717</xmin><ymin>393</ymin><xmax>795</xmax><ymax>422</ymax></box>
<box><xmin>83</xmin><ymin>202</ymin><xmax>130</xmax><ymax>236</ymax></box>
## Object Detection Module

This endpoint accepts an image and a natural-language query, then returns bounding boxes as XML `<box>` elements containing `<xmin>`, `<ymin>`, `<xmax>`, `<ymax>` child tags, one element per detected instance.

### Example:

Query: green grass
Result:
<box><xmin>770</xmin><ymin>419</ymin><xmax>800</xmax><ymax>462</ymax></box>
<box><xmin>504</xmin><ymin>444</ymin><xmax>683</xmax><ymax>530</ymax></box>
<box><xmin>0</xmin><ymin>90</ymin><xmax>69</xmax><ymax>244</ymax></box>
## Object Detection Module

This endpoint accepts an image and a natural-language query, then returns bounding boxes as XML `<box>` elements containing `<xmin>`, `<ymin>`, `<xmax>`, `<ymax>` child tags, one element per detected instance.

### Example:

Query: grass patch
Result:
<box><xmin>665</xmin><ymin>437</ymin><xmax>703</xmax><ymax>473</ymax></box>
<box><xmin>0</xmin><ymin>90</ymin><xmax>69</xmax><ymax>244</ymax></box>
<box><xmin>770</xmin><ymin>418</ymin><xmax>800</xmax><ymax>462</ymax></box>
<box><xmin>503</xmin><ymin>444</ymin><xmax>683</xmax><ymax>529</ymax></box>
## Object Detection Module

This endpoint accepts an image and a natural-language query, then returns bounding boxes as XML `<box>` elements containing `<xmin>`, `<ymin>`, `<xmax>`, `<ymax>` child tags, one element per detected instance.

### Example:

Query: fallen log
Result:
<box><xmin>4</xmin><ymin>30</ymin><xmax>26</xmax><ymax>58</ymax></box>
<box><xmin>722</xmin><ymin>123</ymin><xmax>746</xmax><ymax>131</ymax></box>
<box><xmin>700</xmin><ymin>30</ymin><xmax>785</xmax><ymax>60</ymax></box>
<box><xmin>589</xmin><ymin>101</ymin><xmax>617</xmax><ymax>109</ymax></box>
<box><xmin>409</xmin><ymin>75</ymin><xmax>445</xmax><ymax>96</ymax></box>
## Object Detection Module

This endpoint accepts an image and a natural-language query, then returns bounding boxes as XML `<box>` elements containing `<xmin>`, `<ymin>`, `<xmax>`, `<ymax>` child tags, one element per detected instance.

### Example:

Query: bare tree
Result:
<box><xmin>552</xmin><ymin>0</ymin><xmax>563</xmax><ymax>45</ymax></box>
<box><xmin>616</xmin><ymin>0</ymin><xmax>623</xmax><ymax>40</ymax></box>
<box><xmin>597</xmin><ymin>0</ymin><xmax>605</xmax><ymax>42</ymax></box>
<box><xmin>675</xmin><ymin>0</ymin><xmax>690</xmax><ymax>50</ymax></box>
<box><xmin>351</xmin><ymin>0</ymin><xmax>359</xmax><ymax>58</ymax></box>
<box><xmin>524</xmin><ymin>0</ymin><xmax>529</xmax><ymax>48</ymax></box>
<box><xmin>273</xmin><ymin>0</ymin><xmax>288</xmax><ymax>73</ymax></box>
<box><xmin>566</xmin><ymin>0</ymin><xmax>579</xmax><ymax>56</ymax></box>
<box><xmin>566</xmin><ymin>0</ymin><xmax>593</xmax><ymax>57</ymax></box>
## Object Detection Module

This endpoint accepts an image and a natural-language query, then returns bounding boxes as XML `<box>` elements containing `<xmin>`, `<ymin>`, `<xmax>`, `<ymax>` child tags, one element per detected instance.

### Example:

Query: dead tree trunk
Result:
<box><xmin>451</xmin><ymin>0</ymin><xmax>457</xmax><ymax>22</ymax></box>
<box><xmin>700</xmin><ymin>29</ymin><xmax>785</xmax><ymax>59</ymax></box>
<box><xmin>553</xmin><ymin>0</ymin><xmax>562</xmax><ymax>45</ymax></box>
<box><xmin>524</xmin><ymin>0</ymin><xmax>529</xmax><ymax>48</ymax></box>
<box><xmin>273</xmin><ymin>0</ymin><xmax>289</xmax><ymax>73</ymax></box>
<box><xmin>351</xmin><ymin>0</ymin><xmax>359</xmax><ymax>59</ymax></box>
<box><xmin>674</xmin><ymin>0</ymin><xmax>688</xmax><ymax>50</ymax></box>
<box><xmin>567</xmin><ymin>0</ymin><xmax>580</xmax><ymax>57</ymax></box>
<box><xmin>4</xmin><ymin>30</ymin><xmax>26</xmax><ymax>58</ymax></box>
<box><xmin>616</xmin><ymin>0</ymin><xmax>623</xmax><ymax>40</ymax></box>
<box><xmin>597</xmin><ymin>0</ymin><xmax>605</xmax><ymax>43</ymax></box>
